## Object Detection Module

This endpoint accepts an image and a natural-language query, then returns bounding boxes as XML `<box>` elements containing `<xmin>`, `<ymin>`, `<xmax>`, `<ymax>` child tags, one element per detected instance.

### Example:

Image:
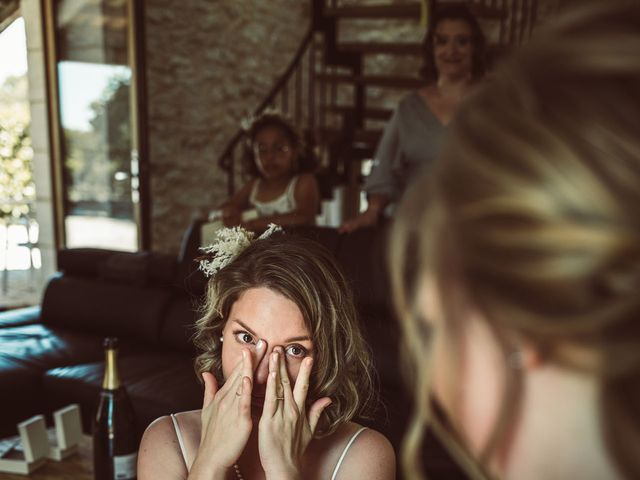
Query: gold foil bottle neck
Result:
<box><xmin>102</xmin><ymin>338</ymin><xmax>121</xmax><ymax>390</ymax></box>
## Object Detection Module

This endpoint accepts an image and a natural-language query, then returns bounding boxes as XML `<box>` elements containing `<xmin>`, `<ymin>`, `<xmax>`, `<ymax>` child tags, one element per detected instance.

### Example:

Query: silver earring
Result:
<box><xmin>219</xmin><ymin>336</ymin><xmax>224</xmax><ymax>343</ymax></box>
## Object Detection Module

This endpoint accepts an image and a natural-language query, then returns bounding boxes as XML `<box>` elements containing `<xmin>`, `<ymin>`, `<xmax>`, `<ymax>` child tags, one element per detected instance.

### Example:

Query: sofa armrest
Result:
<box><xmin>0</xmin><ymin>306</ymin><xmax>42</xmax><ymax>328</ymax></box>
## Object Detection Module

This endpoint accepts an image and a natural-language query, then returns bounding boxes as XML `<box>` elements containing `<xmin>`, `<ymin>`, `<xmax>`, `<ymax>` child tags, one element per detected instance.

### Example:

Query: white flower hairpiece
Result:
<box><xmin>198</xmin><ymin>223</ymin><xmax>283</xmax><ymax>278</ymax></box>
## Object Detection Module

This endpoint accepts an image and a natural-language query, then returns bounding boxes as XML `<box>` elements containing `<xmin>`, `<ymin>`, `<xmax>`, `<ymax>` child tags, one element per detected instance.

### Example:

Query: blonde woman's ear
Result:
<box><xmin>522</xmin><ymin>346</ymin><xmax>544</xmax><ymax>370</ymax></box>
<box><xmin>510</xmin><ymin>342</ymin><xmax>544</xmax><ymax>370</ymax></box>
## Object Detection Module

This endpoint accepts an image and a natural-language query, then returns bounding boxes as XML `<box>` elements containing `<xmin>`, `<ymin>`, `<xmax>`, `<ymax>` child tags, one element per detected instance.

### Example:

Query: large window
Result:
<box><xmin>46</xmin><ymin>0</ymin><xmax>145</xmax><ymax>251</ymax></box>
<box><xmin>0</xmin><ymin>15</ymin><xmax>43</xmax><ymax>307</ymax></box>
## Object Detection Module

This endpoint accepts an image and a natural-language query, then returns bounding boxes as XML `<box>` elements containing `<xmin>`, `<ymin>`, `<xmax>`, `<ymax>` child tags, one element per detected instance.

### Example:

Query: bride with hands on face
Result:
<box><xmin>137</xmin><ymin>227</ymin><xmax>396</xmax><ymax>480</ymax></box>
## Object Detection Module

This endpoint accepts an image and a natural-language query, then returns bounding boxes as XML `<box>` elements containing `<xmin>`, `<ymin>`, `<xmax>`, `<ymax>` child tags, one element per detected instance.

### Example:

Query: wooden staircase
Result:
<box><xmin>217</xmin><ymin>0</ymin><xmax>548</xmax><ymax>219</ymax></box>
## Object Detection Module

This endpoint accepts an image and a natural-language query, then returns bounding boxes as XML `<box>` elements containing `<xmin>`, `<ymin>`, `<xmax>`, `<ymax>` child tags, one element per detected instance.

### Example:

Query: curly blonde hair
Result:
<box><xmin>390</xmin><ymin>1</ymin><xmax>640</xmax><ymax>478</ymax></box>
<box><xmin>193</xmin><ymin>234</ymin><xmax>376</xmax><ymax>437</ymax></box>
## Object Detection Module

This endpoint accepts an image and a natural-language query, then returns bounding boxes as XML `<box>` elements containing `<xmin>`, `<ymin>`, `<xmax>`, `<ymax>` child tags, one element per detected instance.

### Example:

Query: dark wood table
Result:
<box><xmin>0</xmin><ymin>436</ymin><xmax>93</xmax><ymax>480</ymax></box>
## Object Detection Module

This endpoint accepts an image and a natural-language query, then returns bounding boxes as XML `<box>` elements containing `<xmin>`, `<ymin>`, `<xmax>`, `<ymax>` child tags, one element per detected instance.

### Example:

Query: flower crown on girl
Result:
<box><xmin>198</xmin><ymin>223</ymin><xmax>283</xmax><ymax>278</ymax></box>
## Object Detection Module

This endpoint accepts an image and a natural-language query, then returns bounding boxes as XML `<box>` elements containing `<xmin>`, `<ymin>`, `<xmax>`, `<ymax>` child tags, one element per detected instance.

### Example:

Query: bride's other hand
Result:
<box><xmin>258</xmin><ymin>347</ymin><xmax>331</xmax><ymax>480</ymax></box>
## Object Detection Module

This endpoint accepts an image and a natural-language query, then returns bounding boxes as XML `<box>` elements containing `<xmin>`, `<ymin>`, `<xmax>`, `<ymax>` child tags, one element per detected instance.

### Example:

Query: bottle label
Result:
<box><xmin>113</xmin><ymin>452</ymin><xmax>137</xmax><ymax>479</ymax></box>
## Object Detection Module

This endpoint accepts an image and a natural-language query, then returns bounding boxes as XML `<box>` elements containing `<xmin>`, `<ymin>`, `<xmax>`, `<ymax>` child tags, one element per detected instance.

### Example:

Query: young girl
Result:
<box><xmin>220</xmin><ymin>112</ymin><xmax>319</xmax><ymax>232</ymax></box>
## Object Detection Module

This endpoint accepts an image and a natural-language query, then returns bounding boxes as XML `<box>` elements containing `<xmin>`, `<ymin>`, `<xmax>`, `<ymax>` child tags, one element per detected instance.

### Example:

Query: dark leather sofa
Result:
<box><xmin>0</xmin><ymin>225</ymin><xmax>410</xmax><ymax>450</ymax></box>
<box><xmin>0</xmin><ymin>247</ymin><xmax>203</xmax><ymax>442</ymax></box>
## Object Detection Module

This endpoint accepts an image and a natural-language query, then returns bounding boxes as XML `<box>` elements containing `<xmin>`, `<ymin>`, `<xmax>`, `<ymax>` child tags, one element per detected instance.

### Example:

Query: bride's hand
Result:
<box><xmin>190</xmin><ymin>349</ymin><xmax>254</xmax><ymax>477</ymax></box>
<box><xmin>258</xmin><ymin>347</ymin><xmax>332</xmax><ymax>479</ymax></box>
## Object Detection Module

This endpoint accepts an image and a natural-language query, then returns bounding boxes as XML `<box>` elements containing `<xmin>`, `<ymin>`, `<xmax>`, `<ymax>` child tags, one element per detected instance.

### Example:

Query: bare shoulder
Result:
<box><xmin>321</xmin><ymin>422</ymin><xmax>396</xmax><ymax>480</ymax></box>
<box><xmin>138</xmin><ymin>411</ymin><xmax>202</xmax><ymax>480</ymax></box>
<box><xmin>295</xmin><ymin>173</ymin><xmax>319</xmax><ymax>190</ymax></box>
<box><xmin>293</xmin><ymin>173</ymin><xmax>320</xmax><ymax>211</ymax></box>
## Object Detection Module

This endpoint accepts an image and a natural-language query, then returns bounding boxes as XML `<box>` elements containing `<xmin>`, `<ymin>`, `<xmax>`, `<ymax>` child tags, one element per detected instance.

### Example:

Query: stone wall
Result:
<box><xmin>145</xmin><ymin>0</ymin><xmax>308</xmax><ymax>253</ymax></box>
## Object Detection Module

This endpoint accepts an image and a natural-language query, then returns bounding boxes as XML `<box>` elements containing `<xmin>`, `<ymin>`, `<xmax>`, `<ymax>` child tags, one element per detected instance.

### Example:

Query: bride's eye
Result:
<box><xmin>285</xmin><ymin>344</ymin><xmax>307</xmax><ymax>358</ymax></box>
<box><xmin>234</xmin><ymin>331</ymin><xmax>255</xmax><ymax>345</ymax></box>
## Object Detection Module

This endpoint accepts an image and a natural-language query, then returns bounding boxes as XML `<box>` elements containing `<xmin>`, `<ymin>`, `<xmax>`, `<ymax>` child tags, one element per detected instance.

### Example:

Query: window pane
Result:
<box><xmin>54</xmin><ymin>0</ymin><xmax>138</xmax><ymax>251</ymax></box>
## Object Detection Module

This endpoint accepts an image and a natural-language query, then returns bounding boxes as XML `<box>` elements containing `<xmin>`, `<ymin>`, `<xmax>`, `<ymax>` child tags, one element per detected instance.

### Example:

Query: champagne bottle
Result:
<box><xmin>93</xmin><ymin>337</ymin><xmax>137</xmax><ymax>480</ymax></box>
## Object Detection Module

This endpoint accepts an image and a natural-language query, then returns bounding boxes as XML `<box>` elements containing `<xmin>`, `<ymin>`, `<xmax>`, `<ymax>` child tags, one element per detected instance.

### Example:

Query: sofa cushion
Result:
<box><xmin>285</xmin><ymin>225</ymin><xmax>341</xmax><ymax>253</ymax></box>
<box><xmin>98</xmin><ymin>252</ymin><xmax>151</xmax><ymax>286</ymax></box>
<box><xmin>179</xmin><ymin>264</ymin><xmax>208</xmax><ymax>299</ymax></box>
<box><xmin>57</xmin><ymin>248</ymin><xmax>115</xmax><ymax>278</ymax></box>
<box><xmin>0</xmin><ymin>323</ymin><xmax>110</xmax><ymax>438</ymax></box>
<box><xmin>159</xmin><ymin>295</ymin><xmax>200</xmax><ymax>354</ymax></box>
<box><xmin>44</xmin><ymin>352</ymin><xmax>202</xmax><ymax>442</ymax></box>
<box><xmin>0</xmin><ymin>324</ymin><xmax>105</xmax><ymax>371</ymax></box>
<box><xmin>335</xmin><ymin>226</ymin><xmax>393</xmax><ymax>317</ymax></box>
<box><xmin>41</xmin><ymin>276</ymin><xmax>173</xmax><ymax>345</ymax></box>
<box><xmin>0</xmin><ymin>305</ymin><xmax>41</xmax><ymax>329</ymax></box>
<box><xmin>0</xmin><ymin>356</ymin><xmax>44</xmax><ymax>438</ymax></box>
<box><xmin>58</xmin><ymin>248</ymin><xmax>178</xmax><ymax>287</ymax></box>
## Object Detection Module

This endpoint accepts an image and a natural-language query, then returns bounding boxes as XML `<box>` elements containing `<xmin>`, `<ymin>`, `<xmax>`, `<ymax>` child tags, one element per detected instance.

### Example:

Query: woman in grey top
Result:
<box><xmin>340</xmin><ymin>4</ymin><xmax>486</xmax><ymax>233</ymax></box>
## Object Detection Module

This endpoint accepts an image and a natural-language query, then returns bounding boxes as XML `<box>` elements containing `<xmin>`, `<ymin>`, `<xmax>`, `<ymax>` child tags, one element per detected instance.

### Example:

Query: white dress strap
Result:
<box><xmin>330</xmin><ymin>427</ymin><xmax>368</xmax><ymax>480</ymax></box>
<box><xmin>170</xmin><ymin>414</ymin><xmax>189</xmax><ymax>469</ymax></box>
<box><xmin>285</xmin><ymin>175</ymin><xmax>299</xmax><ymax>201</ymax></box>
<box><xmin>248</xmin><ymin>178</ymin><xmax>260</xmax><ymax>205</ymax></box>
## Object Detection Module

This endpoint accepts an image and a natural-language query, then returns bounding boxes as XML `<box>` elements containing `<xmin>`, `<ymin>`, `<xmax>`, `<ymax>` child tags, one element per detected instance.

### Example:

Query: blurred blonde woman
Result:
<box><xmin>389</xmin><ymin>1</ymin><xmax>640</xmax><ymax>479</ymax></box>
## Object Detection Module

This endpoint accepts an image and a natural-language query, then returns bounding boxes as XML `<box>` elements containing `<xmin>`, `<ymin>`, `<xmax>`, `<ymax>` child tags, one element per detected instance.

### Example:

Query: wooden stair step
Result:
<box><xmin>336</xmin><ymin>42</ymin><xmax>509</xmax><ymax>62</ymax></box>
<box><xmin>325</xmin><ymin>2</ymin><xmax>503</xmax><ymax>20</ymax></box>
<box><xmin>326</xmin><ymin>105</ymin><xmax>394</xmax><ymax>120</ymax></box>
<box><xmin>325</xmin><ymin>3</ymin><xmax>421</xmax><ymax>19</ymax></box>
<box><xmin>353</xmin><ymin>129</ymin><xmax>383</xmax><ymax>144</ymax></box>
<box><xmin>318</xmin><ymin>73</ymin><xmax>424</xmax><ymax>89</ymax></box>
<box><xmin>318</xmin><ymin>127</ymin><xmax>383</xmax><ymax>146</ymax></box>
<box><xmin>339</xmin><ymin>41</ymin><xmax>423</xmax><ymax>55</ymax></box>
<box><xmin>468</xmin><ymin>3</ymin><xmax>505</xmax><ymax>20</ymax></box>
<box><xmin>350</xmin><ymin>144</ymin><xmax>376</xmax><ymax>160</ymax></box>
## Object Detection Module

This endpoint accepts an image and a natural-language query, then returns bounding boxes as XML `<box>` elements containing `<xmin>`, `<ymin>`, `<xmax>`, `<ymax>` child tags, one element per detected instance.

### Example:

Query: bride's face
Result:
<box><xmin>220</xmin><ymin>287</ymin><xmax>313</xmax><ymax>411</ymax></box>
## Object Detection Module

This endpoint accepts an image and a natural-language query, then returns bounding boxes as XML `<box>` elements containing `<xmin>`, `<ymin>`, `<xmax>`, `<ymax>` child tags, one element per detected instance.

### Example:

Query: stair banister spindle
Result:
<box><xmin>329</xmin><ymin>66</ymin><xmax>336</xmax><ymax>111</ymax></box>
<box><xmin>500</xmin><ymin>0</ymin><xmax>507</xmax><ymax>43</ymax></box>
<box><xmin>509</xmin><ymin>0</ymin><xmax>517</xmax><ymax>44</ymax></box>
<box><xmin>228</xmin><ymin>151</ymin><xmax>235</xmax><ymax>197</ymax></box>
<box><xmin>296</xmin><ymin>61</ymin><xmax>303</xmax><ymax>125</ymax></box>
<box><xmin>319</xmin><ymin>37</ymin><xmax>327</xmax><ymax>134</ymax></box>
<box><xmin>519</xmin><ymin>0</ymin><xmax>528</xmax><ymax>44</ymax></box>
<box><xmin>528</xmin><ymin>0</ymin><xmax>537</xmax><ymax>40</ymax></box>
<box><xmin>282</xmin><ymin>82</ymin><xmax>289</xmax><ymax>114</ymax></box>
<box><xmin>308</xmin><ymin>38</ymin><xmax>316</xmax><ymax>136</ymax></box>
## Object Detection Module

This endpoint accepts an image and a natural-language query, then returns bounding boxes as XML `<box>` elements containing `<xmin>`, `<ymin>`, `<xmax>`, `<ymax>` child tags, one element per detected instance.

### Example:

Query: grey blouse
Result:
<box><xmin>364</xmin><ymin>91</ymin><xmax>448</xmax><ymax>202</ymax></box>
